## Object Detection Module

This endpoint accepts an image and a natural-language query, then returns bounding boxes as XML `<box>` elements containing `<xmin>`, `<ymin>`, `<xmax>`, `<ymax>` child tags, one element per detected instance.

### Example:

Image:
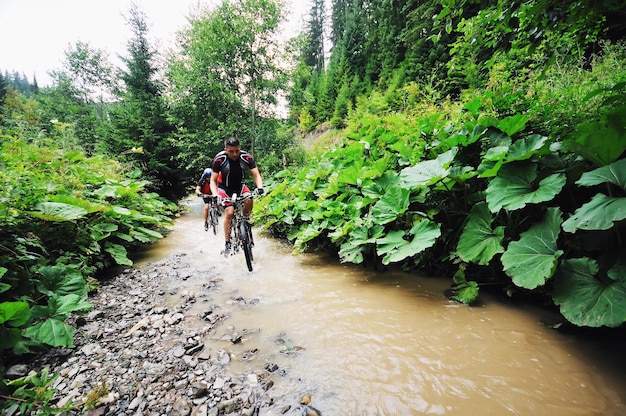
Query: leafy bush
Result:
<box><xmin>256</xmin><ymin>43</ymin><xmax>626</xmax><ymax>328</ymax></box>
<box><xmin>0</xmin><ymin>134</ymin><xmax>177</xmax><ymax>390</ymax></box>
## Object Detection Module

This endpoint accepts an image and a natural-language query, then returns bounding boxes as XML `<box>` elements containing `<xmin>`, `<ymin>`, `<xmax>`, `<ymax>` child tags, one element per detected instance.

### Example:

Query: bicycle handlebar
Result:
<box><xmin>220</xmin><ymin>193</ymin><xmax>254</xmax><ymax>206</ymax></box>
<box><xmin>198</xmin><ymin>189</ymin><xmax>261</xmax><ymax>206</ymax></box>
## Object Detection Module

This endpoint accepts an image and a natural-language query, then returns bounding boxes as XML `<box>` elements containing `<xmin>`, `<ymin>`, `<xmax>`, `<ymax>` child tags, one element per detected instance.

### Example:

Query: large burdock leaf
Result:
<box><xmin>49</xmin><ymin>293</ymin><xmax>92</xmax><ymax>317</ymax></box>
<box><xmin>91</xmin><ymin>222</ymin><xmax>119</xmax><ymax>241</ymax></box>
<box><xmin>371</xmin><ymin>187</ymin><xmax>410</xmax><ymax>225</ymax></box>
<box><xmin>337</xmin><ymin>163</ymin><xmax>362</xmax><ymax>185</ymax></box>
<box><xmin>339</xmin><ymin>224</ymin><xmax>385</xmax><ymax>264</ymax></box>
<box><xmin>562</xmin><ymin>159</ymin><xmax>626</xmax><ymax>232</ymax></box>
<box><xmin>496</xmin><ymin>113</ymin><xmax>529</xmax><ymax>136</ymax></box>
<box><xmin>30</xmin><ymin>202</ymin><xmax>88</xmax><ymax>221</ymax></box>
<box><xmin>553</xmin><ymin>258</ymin><xmax>626</xmax><ymax>328</ymax></box>
<box><xmin>575</xmin><ymin>158</ymin><xmax>626</xmax><ymax>189</ymax></box>
<box><xmin>564</xmin><ymin>113</ymin><xmax>626</xmax><ymax>166</ymax></box>
<box><xmin>486</xmin><ymin>162</ymin><xmax>566</xmax><ymax>213</ymax></box>
<box><xmin>562</xmin><ymin>194</ymin><xmax>626</xmax><ymax>232</ymax></box>
<box><xmin>376</xmin><ymin>219</ymin><xmax>441</xmax><ymax>265</ymax></box>
<box><xmin>477</xmin><ymin>145</ymin><xmax>508</xmax><ymax>178</ymax></box>
<box><xmin>36</xmin><ymin>265</ymin><xmax>87</xmax><ymax>298</ymax></box>
<box><xmin>361</xmin><ymin>173</ymin><xmax>401</xmax><ymax>199</ymax></box>
<box><xmin>501</xmin><ymin>208</ymin><xmax>564</xmax><ymax>289</ymax></box>
<box><xmin>0</xmin><ymin>301</ymin><xmax>31</xmax><ymax>326</ymax></box>
<box><xmin>457</xmin><ymin>202</ymin><xmax>505</xmax><ymax>265</ymax></box>
<box><xmin>399</xmin><ymin>148</ymin><xmax>456</xmax><ymax>188</ymax></box>
<box><xmin>104</xmin><ymin>242</ymin><xmax>133</xmax><ymax>266</ymax></box>
<box><xmin>48</xmin><ymin>195</ymin><xmax>106</xmax><ymax>214</ymax></box>
<box><xmin>22</xmin><ymin>318</ymin><xmax>75</xmax><ymax>347</ymax></box>
<box><xmin>131</xmin><ymin>226</ymin><xmax>164</xmax><ymax>243</ymax></box>
<box><xmin>506</xmin><ymin>134</ymin><xmax>549</xmax><ymax>161</ymax></box>
<box><xmin>477</xmin><ymin>135</ymin><xmax>549</xmax><ymax>178</ymax></box>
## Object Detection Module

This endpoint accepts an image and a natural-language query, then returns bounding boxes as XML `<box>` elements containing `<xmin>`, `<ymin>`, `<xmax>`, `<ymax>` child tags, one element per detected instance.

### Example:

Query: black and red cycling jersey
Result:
<box><xmin>211</xmin><ymin>150</ymin><xmax>257</xmax><ymax>196</ymax></box>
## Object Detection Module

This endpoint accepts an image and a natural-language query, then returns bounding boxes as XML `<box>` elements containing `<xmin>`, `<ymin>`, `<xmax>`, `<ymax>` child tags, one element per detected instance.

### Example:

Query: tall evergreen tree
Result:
<box><xmin>31</xmin><ymin>75</ymin><xmax>39</xmax><ymax>95</ymax></box>
<box><xmin>363</xmin><ymin>0</ymin><xmax>408</xmax><ymax>86</ymax></box>
<box><xmin>330</xmin><ymin>0</ymin><xmax>349</xmax><ymax>46</ymax></box>
<box><xmin>108</xmin><ymin>3</ymin><xmax>181</xmax><ymax>198</ymax></box>
<box><xmin>401</xmin><ymin>0</ymin><xmax>452</xmax><ymax>90</ymax></box>
<box><xmin>0</xmin><ymin>71</ymin><xmax>7</xmax><ymax>107</ymax></box>
<box><xmin>302</xmin><ymin>0</ymin><xmax>326</xmax><ymax>73</ymax></box>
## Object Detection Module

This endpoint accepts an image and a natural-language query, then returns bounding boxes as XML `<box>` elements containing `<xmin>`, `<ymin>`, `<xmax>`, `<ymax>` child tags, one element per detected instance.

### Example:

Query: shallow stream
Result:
<box><xmin>135</xmin><ymin>197</ymin><xmax>626</xmax><ymax>415</ymax></box>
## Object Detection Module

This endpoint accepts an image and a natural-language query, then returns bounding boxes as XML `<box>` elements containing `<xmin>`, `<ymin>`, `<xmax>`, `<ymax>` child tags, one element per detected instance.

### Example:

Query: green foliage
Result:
<box><xmin>168</xmin><ymin>0</ymin><xmax>288</xmax><ymax>177</ymax></box>
<box><xmin>2</xmin><ymin>368</ymin><xmax>73</xmax><ymax>414</ymax></box>
<box><xmin>0</xmin><ymin>135</ymin><xmax>176</xmax><ymax>368</ymax></box>
<box><xmin>376</xmin><ymin>219</ymin><xmax>441</xmax><ymax>265</ymax></box>
<box><xmin>501</xmin><ymin>208</ymin><xmax>563</xmax><ymax>290</ymax></box>
<box><xmin>449</xmin><ymin>265</ymin><xmax>479</xmax><ymax>304</ymax></box>
<box><xmin>457</xmin><ymin>202</ymin><xmax>504</xmax><ymax>266</ymax></box>
<box><xmin>299</xmin><ymin>108</ymin><xmax>316</xmax><ymax>132</ymax></box>
<box><xmin>83</xmin><ymin>382</ymin><xmax>110</xmax><ymax>410</ymax></box>
<box><xmin>259</xmin><ymin>41</ymin><xmax>626</xmax><ymax>328</ymax></box>
<box><xmin>485</xmin><ymin>162</ymin><xmax>566</xmax><ymax>212</ymax></box>
<box><xmin>562</xmin><ymin>159</ymin><xmax>626</xmax><ymax>232</ymax></box>
<box><xmin>553</xmin><ymin>258</ymin><xmax>626</xmax><ymax>328</ymax></box>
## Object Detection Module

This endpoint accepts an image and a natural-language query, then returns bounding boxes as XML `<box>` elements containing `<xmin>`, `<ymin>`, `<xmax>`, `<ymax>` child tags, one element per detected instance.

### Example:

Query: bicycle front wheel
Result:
<box><xmin>209</xmin><ymin>207</ymin><xmax>219</xmax><ymax>235</ymax></box>
<box><xmin>239</xmin><ymin>220</ymin><xmax>253</xmax><ymax>271</ymax></box>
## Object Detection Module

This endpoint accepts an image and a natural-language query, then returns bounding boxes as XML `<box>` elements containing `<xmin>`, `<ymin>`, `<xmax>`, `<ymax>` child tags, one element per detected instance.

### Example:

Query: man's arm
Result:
<box><xmin>250</xmin><ymin>167</ymin><xmax>263</xmax><ymax>190</ymax></box>
<box><xmin>210</xmin><ymin>170</ymin><xmax>220</xmax><ymax>196</ymax></box>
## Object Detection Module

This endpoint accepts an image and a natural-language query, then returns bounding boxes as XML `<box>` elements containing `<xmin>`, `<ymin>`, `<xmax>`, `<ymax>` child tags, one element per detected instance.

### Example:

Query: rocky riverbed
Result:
<box><xmin>5</xmin><ymin>253</ymin><xmax>321</xmax><ymax>416</ymax></box>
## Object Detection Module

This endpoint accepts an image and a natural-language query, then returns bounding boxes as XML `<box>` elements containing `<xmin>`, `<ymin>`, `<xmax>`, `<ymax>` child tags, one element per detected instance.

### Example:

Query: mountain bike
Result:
<box><xmin>221</xmin><ymin>193</ymin><xmax>255</xmax><ymax>272</ymax></box>
<box><xmin>198</xmin><ymin>194</ymin><xmax>220</xmax><ymax>235</ymax></box>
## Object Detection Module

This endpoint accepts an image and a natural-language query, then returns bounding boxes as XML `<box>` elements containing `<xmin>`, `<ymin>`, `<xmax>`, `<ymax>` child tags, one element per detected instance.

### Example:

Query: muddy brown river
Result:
<box><xmin>135</xmin><ymin>197</ymin><xmax>626</xmax><ymax>415</ymax></box>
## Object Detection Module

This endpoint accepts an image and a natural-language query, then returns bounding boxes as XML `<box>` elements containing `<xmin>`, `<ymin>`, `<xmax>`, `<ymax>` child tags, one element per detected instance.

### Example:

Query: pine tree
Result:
<box><xmin>109</xmin><ymin>3</ymin><xmax>182</xmax><ymax>198</ymax></box>
<box><xmin>0</xmin><ymin>71</ymin><xmax>7</xmax><ymax>106</ymax></box>
<box><xmin>302</xmin><ymin>0</ymin><xmax>326</xmax><ymax>74</ymax></box>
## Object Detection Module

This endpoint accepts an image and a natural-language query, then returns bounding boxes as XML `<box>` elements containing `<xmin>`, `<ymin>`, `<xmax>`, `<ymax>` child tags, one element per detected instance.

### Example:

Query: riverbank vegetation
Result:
<box><xmin>1</xmin><ymin>0</ymin><xmax>625</xmax><ymax>410</ymax></box>
<box><xmin>256</xmin><ymin>0</ymin><xmax>626</xmax><ymax>329</ymax></box>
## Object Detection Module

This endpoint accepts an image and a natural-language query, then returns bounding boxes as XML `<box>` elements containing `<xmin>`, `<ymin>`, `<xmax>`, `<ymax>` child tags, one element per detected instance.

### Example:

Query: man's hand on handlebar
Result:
<box><xmin>254</xmin><ymin>188</ymin><xmax>264</xmax><ymax>196</ymax></box>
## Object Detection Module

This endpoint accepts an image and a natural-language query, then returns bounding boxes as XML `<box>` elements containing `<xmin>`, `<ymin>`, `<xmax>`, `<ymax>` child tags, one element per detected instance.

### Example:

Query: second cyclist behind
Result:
<box><xmin>195</xmin><ymin>168</ymin><xmax>223</xmax><ymax>231</ymax></box>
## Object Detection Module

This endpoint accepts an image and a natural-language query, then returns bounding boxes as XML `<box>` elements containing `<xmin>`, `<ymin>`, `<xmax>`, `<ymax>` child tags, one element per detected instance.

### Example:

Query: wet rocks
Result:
<box><xmin>12</xmin><ymin>255</ymin><xmax>320</xmax><ymax>416</ymax></box>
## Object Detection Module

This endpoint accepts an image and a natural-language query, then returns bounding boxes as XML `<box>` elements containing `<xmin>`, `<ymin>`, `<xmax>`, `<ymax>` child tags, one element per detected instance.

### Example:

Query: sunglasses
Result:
<box><xmin>226</xmin><ymin>139</ymin><xmax>240</xmax><ymax>146</ymax></box>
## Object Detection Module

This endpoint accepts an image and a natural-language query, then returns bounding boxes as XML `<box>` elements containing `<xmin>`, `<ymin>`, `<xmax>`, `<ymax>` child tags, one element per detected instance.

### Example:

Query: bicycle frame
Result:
<box><xmin>198</xmin><ymin>194</ymin><xmax>220</xmax><ymax>235</ymax></box>
<box><xmin>221</xmin><ymin>193</ymin><xmax>255</xmax><ymax>271</ymax></box>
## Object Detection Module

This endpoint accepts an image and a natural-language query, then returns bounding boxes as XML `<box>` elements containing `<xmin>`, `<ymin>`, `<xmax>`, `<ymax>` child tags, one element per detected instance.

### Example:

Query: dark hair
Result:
<box><xmin>225</xmin><ymin>137</ymin><xmax>240</xmax><ymax>147</ymax></box>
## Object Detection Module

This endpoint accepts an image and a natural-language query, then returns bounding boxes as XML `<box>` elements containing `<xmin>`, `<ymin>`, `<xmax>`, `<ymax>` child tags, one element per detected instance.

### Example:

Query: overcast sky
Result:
<box><xmin>0</xmin><ymin>0</ymin><xmax>308</xmax><ymax>86</ymax></box>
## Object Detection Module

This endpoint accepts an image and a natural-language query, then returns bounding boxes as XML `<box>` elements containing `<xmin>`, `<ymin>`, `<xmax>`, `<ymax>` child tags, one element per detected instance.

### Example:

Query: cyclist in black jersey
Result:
<box><xmin>209</xmin><ymin>137</ymin><xmax>263</xmax><ymax>256</ymax></box>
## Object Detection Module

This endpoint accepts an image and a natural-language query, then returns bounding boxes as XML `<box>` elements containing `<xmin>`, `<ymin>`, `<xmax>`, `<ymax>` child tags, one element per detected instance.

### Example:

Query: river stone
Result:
<box><xmin>143</xmin><ymin>361</ymin><xmax>166</xmax><ymax>375</ymax></box>
<box><xmin>173</xmin><ymin>397</ymin><xmax>191</xmax><ymax>415</ymax></box>
<box><xmin>4</xmin><ymin>364</ymin><xmax>29</xmax><ymax>378</ymax></box>
<box><xmin>246</xmin><ymin>374</ymin><xmax>258</xmax><ymax>385</ymax></box>
<box><xmin>213</xmin><ymin>377</ymin><xmax>226</xmax><ymax>390</ymax></box>
<box><xmin>173</xmin><ymin>347</ymin><xmax>186</xmax><ymax>358</ymax></box>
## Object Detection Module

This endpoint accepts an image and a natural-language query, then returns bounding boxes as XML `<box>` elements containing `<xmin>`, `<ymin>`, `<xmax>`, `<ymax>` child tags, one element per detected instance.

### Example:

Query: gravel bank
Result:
<box><xmin>5</xmin><ymin>254</ymin><xmax>321</xmax><ymax>416</ymax></box>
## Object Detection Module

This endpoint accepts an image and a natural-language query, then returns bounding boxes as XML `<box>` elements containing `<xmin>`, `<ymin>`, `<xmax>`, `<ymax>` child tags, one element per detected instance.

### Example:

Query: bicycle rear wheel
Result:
<box><xmin>239</xmin><ymin>220</ymin><xmax>253</xmax><ymax>271</ymax></box>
